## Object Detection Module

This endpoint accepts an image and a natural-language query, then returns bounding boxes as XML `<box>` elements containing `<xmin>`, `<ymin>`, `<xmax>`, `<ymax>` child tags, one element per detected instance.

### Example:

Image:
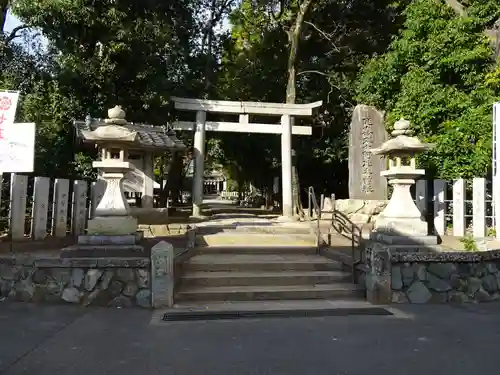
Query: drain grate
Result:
<box><xmin>163</xmin><ymin>307</ymin><xmax>393</xmax><ymax>322</ymax></box>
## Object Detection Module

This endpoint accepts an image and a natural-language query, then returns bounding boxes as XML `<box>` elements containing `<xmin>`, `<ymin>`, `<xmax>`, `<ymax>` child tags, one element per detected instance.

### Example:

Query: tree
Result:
<box><xmin>214</xmin><ymin>0</ymin><xmax>409</xmax><ymax>204</ymax></box>
<box><xmin>356</xmin><ymin>0</ymin><xmax>500</xmax><ymax>179</ymax></box>
<box><xmin>5</xmin><ymin>0</ymin><xmax>203</xmax><ymax>181</ymax></box>
<box><xmin>12</xmin><ymin>0</ymin><xmax>198</xmax><ymax>122</ymax></box>
<box><xmin>1</xmin><ymin>0</ymin><xmax>31</xmax><ymax>45</ymax></box>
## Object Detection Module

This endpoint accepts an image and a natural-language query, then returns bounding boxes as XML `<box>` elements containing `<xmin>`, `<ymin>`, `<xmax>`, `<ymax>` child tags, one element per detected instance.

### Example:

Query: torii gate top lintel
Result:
<box><xmin>171</xmin><ymin>96</ymin><xmax>323</xmax><ymax>117</ymax></box>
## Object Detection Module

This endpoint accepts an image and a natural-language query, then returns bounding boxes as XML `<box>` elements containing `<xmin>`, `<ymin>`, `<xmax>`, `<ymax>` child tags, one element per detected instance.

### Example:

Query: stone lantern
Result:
<box><xmin>80</xmin><ymin>105</ymin><xmax>138</xmax><ymax>235</ymax></box>
<box><xmin>370</xmin><ymin>118</ymin><xmax>436</xmax><ymax>244</ymax></box>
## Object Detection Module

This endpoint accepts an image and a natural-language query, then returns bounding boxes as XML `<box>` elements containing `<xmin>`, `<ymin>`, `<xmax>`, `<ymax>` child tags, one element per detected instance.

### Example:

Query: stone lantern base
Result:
<box><xmin>374</xmin><ymin>216</ymin><xmax>428</xmax><ymax>237</ymax></box>
<box><xmin>371</xmin><ymin>172</ymin><xmax>438</xmax><ymax>247</ymax></box>
<box><xmin>62</xmin><ymin>219</ymin><xmax>144</xmax><ymax>258</ymax></box>
<box><xmin>87</xmin><ymin>216</ymin><xmax>138</xmax><ymax>236</ymax></box>
<box><xmin>372</xmin><ymin>218</ymin><xmax>438</xmax><ymax>247</ymax></box>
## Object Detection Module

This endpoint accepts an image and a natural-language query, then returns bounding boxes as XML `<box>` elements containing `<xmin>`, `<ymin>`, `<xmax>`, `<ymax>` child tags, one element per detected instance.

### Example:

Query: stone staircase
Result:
<box><xmin>176</xmin><ymin>249</ymin><xmax>360</xmax><ymax>302</ymax></box>
<box><xmin>163</xmin><ymin>226</ymin><xmax>376</xmax><ymax>319</ymax></box>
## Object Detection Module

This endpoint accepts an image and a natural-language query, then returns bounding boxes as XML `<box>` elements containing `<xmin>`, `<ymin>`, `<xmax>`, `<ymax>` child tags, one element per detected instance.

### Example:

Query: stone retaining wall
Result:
<box><xmin>0</xmin><ymin>257</ymin><xmax>151</xmax><ymax>307</ymax></box>
<box><xmin>0</xmin><ymin>225</ymin><xmax>198</xmax><ymax>308</ymax></box>
<box><xmin>323</xmin><ymin>199</ymin><xmax>388</xmax><ymax>225</ymax></box>
<box><xmin>365</xmin><ymin>241</ymin><xmax>500</xmax><ymax>304</ymax></box>
<box><xmin>391</xmin><ymin>261</ymin><xmax>500</xmax><ymax>303</ymax></box>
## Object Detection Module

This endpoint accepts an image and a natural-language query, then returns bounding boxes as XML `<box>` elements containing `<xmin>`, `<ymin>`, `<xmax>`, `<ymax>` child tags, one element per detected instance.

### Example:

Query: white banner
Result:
<box><xmin>0</xmin><ymin>123</ymin><xmax>36</xmax><ymax>173</ymax></box>
<box><xmin>0</xmin><ymin>91</ymin><xmax>20</xmax><ymax>133</ymax></box>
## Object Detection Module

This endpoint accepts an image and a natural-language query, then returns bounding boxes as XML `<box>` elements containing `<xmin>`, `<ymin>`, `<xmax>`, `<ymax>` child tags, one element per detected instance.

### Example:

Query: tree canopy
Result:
<box><xmin>356</xmin><ymin>0</ymin><xmax>500</xmax><ymax>179</ymax></box>
<box><xmin>1</xmin><ymin>0</ymin><xmax>499</xmax><ymax>199</ymax></box>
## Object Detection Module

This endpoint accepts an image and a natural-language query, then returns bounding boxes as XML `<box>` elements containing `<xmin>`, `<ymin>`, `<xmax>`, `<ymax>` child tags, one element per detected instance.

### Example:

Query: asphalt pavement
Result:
<box><xmin>2</xmin><ymin>302</ymin><xmax>500</xmax><ymax>375</ymax></box>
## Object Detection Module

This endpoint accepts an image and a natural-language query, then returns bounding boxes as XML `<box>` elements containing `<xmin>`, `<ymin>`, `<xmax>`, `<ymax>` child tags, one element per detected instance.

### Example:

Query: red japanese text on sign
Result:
<box><xmin>0</xmin><ymin>112</ymin><xmax>5</xmax><ymax>139</ymax></box>
<box><xmin>0</xmin><ymin>96</ymin><xmax>12</xmax><ymax>111</ymax></box>
<box><xmin>0</xmin><ymin>91</ymin><xmax>20</xmax><ymax>141</ymax></box>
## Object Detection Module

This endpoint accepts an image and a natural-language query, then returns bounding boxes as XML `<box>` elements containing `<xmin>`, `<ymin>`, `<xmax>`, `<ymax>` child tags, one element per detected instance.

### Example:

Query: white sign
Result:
<box><xmin>0</xmin><ymin>91</ymin><xmax>20</xmax><ymax>131</ymax></box>
<box><xmin>0</xmin><ymin>122</ymin><xmax>36</xmax><ymax>172</ymax></box>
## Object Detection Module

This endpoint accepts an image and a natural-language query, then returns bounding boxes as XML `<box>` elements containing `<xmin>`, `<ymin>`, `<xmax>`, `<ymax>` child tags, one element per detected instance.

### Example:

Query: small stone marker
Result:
<box><xmin>151</xmin><ymin>241</ymin><xmax>174</xmax><ymax>308</ymax></box>
<box><xmin>322</xmin><ymin>197</ymin><xmax>334</xmax><ymax>212</ymax></box>
<box><xmin>31</xmin><ymin>176</ymin><xmax>50</xmax><ymax>240</ymax></box>
<box><xmin>9</xmin><ymin>173</ymin><xmax>28</xmax><ymax>239</ymax></box>
<box><xmin>71</xmin><ymin>180</ymin><xmax>88</xmax><ymax>236</ymax></box>
<box><xmin>348</xmin><ymin>105</ymin><xmax>388</xmax><ymax>200</ymax></box>
<box><xmin>52</xmin><ymin>178</ymin><xmax>70</xmax><ymax>237</ymax></box>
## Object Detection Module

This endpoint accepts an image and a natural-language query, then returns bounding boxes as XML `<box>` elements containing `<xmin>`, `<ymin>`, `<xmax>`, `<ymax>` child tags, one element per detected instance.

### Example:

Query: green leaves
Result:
<box><xmin>356</xmin><ymin>0</ymin><xmax>500</xmax><ymax>179</ymax></box>
<box><xmin>1</xmin><ymin>0</ymin><xmax>201</xmax><ymax>179</ymax></box>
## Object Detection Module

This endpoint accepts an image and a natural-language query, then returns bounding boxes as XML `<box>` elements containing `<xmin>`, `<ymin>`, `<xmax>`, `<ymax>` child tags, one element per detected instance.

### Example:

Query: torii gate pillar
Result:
<box><xmin>281</xmin><ymin>114</ymin><xmax>293</xmax><ymax>218</ymax></box>
<box><xmin>192</xmin><ymin>110</ymin><xmax>206</xmax><ymax>217</ymax></box>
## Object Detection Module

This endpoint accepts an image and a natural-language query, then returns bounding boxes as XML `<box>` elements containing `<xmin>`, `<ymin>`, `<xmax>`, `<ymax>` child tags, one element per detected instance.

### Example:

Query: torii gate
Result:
<box><xmin>170</xmin><ymin>97</ymin><xmax>323</xmax><ymax>219</ymax></box>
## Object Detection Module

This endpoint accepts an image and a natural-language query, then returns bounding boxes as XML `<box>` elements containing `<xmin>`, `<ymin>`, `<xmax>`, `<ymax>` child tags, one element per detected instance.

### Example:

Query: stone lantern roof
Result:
<box><xmin>371</xmin><ymin>118</ymin><xmax>434</xmax><ymax>156</ymax></box>
<box><xmin>73</xmin><ymin>105</ymin><xmax>185</xmax><ymax>151</ymax></box>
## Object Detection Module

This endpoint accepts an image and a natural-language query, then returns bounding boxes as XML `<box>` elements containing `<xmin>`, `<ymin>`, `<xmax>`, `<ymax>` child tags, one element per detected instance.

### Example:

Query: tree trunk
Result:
<box><xmin>493</xmin><ymin>20</ymin><xmax>500</xmax><ymax>62</ymax></box>
<box><xmin>284</xmin><ymin>0</ymin><xmax>313</xmax><ymax>220</ymax></box>
<box><xmin>237</xmin><ymin>173</ymin><xmax>244</xmax><ymax>202</ymax></box>
<box><xmin>159</xmin><ymin>154</ymin><xmax>166</xmax><ymax>207</ymax></box>
<box><xmin>203</xmin><ymin>0</ymin><xmax>217</xmax><ymax>93</ymax></box>
<box><xmin>165</xmin><ymin>152</ymin><xmax>184</xmax><ymax>205</ymax></box>
<box><xmin>0</xmin><ymin>1</ymin><xmax>8</xmax><ymax>35</ymax></box>
<box><xmin>443</xmin><ymin>0</ymin><xmax>466</xmax><ymax>16</ymax></box>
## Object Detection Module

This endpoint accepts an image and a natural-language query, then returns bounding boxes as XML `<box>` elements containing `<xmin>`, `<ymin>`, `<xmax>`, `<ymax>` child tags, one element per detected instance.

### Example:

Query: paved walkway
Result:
<box><xmin>2</xmin><ymin>302</ymin><xmax>500</xmax><ymax>374</ymax></box>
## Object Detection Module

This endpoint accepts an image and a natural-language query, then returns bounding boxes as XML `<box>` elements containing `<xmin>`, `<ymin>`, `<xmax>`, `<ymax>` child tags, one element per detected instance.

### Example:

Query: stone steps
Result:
<box><xmin>196</xmin><ymin>232</ymin><xmax>316</xmax><ymax>247</ymax></box>
<box><xmin>174</xmin><ymin>226</ymin><xmax>365</xmax><ymax>309</ymax></box>
<box><xmin>183</xmin><ymin>253</ymin><xmax>342</xmax><ymax>272</ymax></box>
<box><xmin>176</xmin><ymin>284</ymin><xmax>363</xmax><ymax>302</ymax></box>
<box><xmin>196</xmin><ymin>225</ymin><xmax>313</xmax><ymax>235</ymax></box>
<box><xmin>176</xmin><ymin>247</ymin><xmax>363</xmax><ymax>304</ymax></box>
<box><xmin>193</xmin><ymin>245</ymin><xmax>317</xmax><ymax>255</ymax></box>
<box><xmin>181</xmin><ymin>270</ymin><xmax>352</xmax><ymax>287</ymax></box>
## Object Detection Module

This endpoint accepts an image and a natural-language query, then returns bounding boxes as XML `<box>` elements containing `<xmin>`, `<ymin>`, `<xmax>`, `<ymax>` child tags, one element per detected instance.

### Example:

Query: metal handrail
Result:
<box><xmin>307</xmin><ymin>186</ymin><xmax>321</xmax><ymax>253</ymax></box>
<box><xmin>308</xmin><ymin>189</ymin><xmax>363</xmax><ymax>284</ymax></box>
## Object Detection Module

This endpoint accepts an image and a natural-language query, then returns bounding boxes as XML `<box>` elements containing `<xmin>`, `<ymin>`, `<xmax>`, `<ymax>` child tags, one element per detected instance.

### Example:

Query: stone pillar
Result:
<box><xmin>365</xmin><ymin>241</ymin><xmax>392</xmax><ymax>304</ymax></box>
<box><xmin>223</xmin><ymin>180</ymin><xmax>227</xmax><ymax>192</ymax></box>
<box><xmin>151</xmin><ymin>241</ymin><xmax>174</xmax><ymax>308</ymax></box>
<box><xmin>281</xmin><ymin>114</ymin><xmax>293</xmax><ymax>219</ymax></box>
<box><xmin>142</xmin><ymin>151</ymin><xmax>154</xmax><ymax>209</ymax></box>
<box><xmin>192</xmin><ymin>110</ymin><xmax>206</xmax><ymax>217</ymax></box>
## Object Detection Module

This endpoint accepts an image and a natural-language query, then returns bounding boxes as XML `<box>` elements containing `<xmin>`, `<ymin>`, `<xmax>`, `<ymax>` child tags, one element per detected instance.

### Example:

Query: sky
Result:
<box><xmin>4</xmin><ymin>11</ymin><xmax>48</xmax><ymax>51</ymax></box>
<box><xmin>3</xmin><ymin>9</ymin><xmax>230</xmax><ymax>51</ymax></box>
<box><xmin>3</xmin><ymin>11</ymin><xmax>22</xmax><ymax>33</ymax></box>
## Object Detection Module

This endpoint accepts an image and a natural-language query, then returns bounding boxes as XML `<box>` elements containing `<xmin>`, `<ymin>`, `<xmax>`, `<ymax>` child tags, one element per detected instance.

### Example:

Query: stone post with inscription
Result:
<box><xmin>150</xmin><ymin>241</ymin><xmax>175</xmax><ymax>308</ymax></box>
<box><xmin>348</xmin><ymin>105</ymin><xmax>388</xmax><ymax>200</ymax></box>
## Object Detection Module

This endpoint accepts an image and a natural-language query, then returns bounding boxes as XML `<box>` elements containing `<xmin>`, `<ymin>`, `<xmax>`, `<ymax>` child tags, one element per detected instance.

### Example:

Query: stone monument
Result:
<box><xmin>370</xmin><ymin>118</ymin><xmax>437</xmax><ymax>245</ymax></box>
<box><xmin>348</xmin><ymin>105</ymin><xmax>388</xmax><ymax>200</ymax></box>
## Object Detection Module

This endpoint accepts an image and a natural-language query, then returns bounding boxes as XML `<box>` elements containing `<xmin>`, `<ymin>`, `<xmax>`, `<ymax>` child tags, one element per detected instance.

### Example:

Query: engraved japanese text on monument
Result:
<box><xmin>361</xmin><ymin>117</ymin><xmax>374</xmax><ymax>194</ymax></box>
<box><xmin>348</xmin><ymin>104</ymin><xmax>388</xmax><ymax>200</ymax></box>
